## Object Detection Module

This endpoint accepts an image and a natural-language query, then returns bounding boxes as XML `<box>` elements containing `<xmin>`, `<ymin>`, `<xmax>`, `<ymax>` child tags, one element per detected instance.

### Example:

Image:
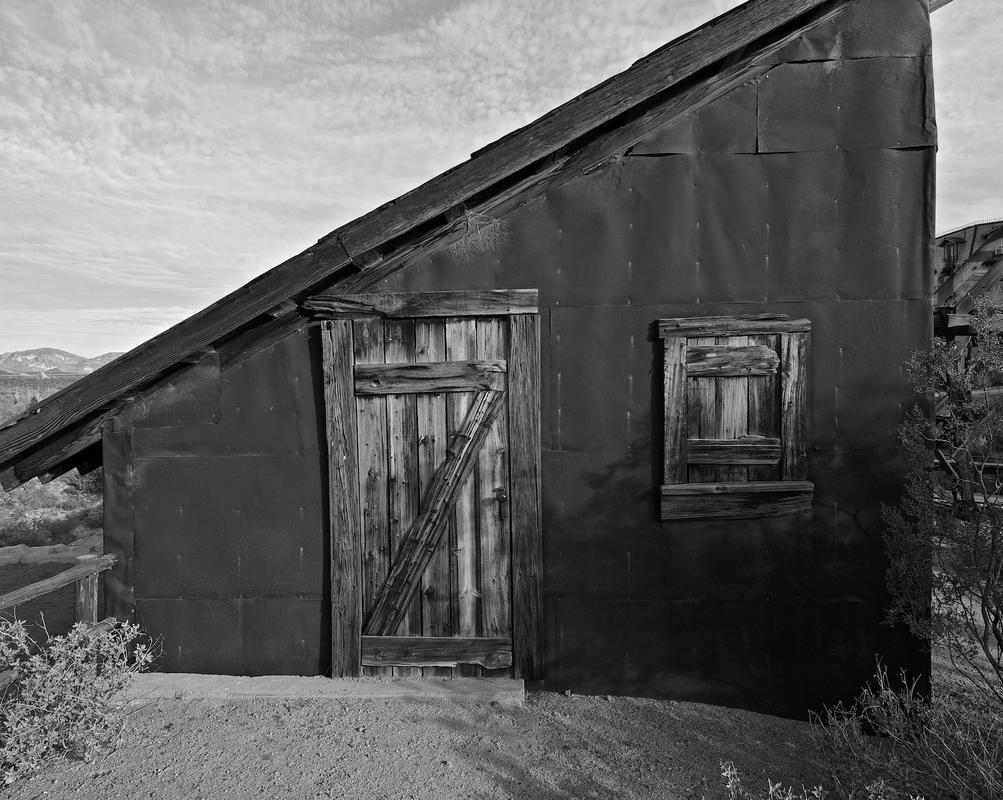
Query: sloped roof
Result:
<box><xmin>0</xmin><ymin>0</ymin><xmax>856</xmax><ymax>487</ymax></box>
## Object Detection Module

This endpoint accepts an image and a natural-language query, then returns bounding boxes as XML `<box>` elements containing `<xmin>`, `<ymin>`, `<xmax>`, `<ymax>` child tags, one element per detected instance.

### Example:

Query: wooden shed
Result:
<box><xmin>0</xmin><ymin>0</ymin><xmax>935</xmax><ymax>716</ymax></box>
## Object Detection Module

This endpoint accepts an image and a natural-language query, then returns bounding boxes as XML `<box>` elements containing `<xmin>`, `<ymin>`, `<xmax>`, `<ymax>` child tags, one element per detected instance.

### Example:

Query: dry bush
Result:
<box><xmin>0</xmin><ymin>617</ymin><xmax>152</xmax><ymax>785</ymax></box>
<box><xmin>0</xmin><ymin>473</ymin><xmax>102</xmax><ymax>547</ymax></box>
<box><xmin>819</xmin><ymin>663</ymin><xmax>1001</xmax><ymax>800</ymax></box>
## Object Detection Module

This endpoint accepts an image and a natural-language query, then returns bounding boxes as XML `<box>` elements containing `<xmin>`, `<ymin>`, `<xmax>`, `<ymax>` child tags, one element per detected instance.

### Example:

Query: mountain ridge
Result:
<box><xmin>0</xmin><ymin>348</ymin><xmax>122</xmax><ymax>376</ymax></box>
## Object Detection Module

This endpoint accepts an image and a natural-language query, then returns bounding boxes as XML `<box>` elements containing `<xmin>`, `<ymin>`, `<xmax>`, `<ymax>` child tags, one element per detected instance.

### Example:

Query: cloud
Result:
<box><xmin>3</xmin><ymin>0</ymin><xmax>992</xmax><ymax>355</ymax></box>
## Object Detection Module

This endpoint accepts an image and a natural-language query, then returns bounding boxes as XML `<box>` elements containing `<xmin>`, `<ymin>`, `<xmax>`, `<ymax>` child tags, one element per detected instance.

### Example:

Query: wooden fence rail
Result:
<box><xmin>0</xmin><ymin>553</ymin><xmax>116</xmax><ymax>625</ymax></box>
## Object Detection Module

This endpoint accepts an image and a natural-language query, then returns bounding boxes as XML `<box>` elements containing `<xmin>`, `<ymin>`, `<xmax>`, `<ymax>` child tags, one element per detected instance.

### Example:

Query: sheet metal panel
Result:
<box><xmin>768</xmin><ymin>0</ymin><xmax>931</xmax><ymax>62</ymax></box>
<box><xmin>758</xmin><ymin>58</ymin><xmax>934</xmax><ymax>153</ymax></box>
<box><xmin>131</xmin><ymin>454</ymin><xmax>327</xmax><ymax>598</ymax></box>
<box><xmin>130</xmin><ymin>330</ymin><xmax>324</xmax><ymax>458</ymax></box>
<box><xmin>542</xmin><ymin>448</ymin><xmax>891</xmax><ymax>604</ymax></box>
<box><xmin>386</xmin><ymin>149</ymin><xmax>931</xmax><ymax>306</ymax></box>
<box><xmin>117</xmin><ymin>353</ymin><xmax>221</xmax><ymax>431</ymax></box>
<box><xmin>631</xmin><ymin>78</ymin><xmax>758</xmax><ymax>155</ymax></box>
<box><xmin>137</xmin><ymin>598</ymin><xmax>328</xmax><ymax>676</ymax></box>
<box><xmin>548</xmin><ymin>597</ymin><xmax>917</xmax><ymax>717</ymax></box>
<box><xmin>102</xmin><ymin>427</ymin><xmax>135</xmax><ymax>620</ymax></box>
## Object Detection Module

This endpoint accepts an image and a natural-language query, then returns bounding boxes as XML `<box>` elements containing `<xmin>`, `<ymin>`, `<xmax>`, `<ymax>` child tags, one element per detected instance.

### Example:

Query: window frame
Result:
<box><xmin>659</xmin><ymin>314</ymin><xmax>813</xmax><ymax>521</ymax></box>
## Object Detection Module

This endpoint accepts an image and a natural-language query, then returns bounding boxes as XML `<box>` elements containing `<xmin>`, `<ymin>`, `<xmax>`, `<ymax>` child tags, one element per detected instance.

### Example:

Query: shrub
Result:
<box><xmin>0</xmin><ymin>617</ymin><xmax>153</xmax><ymax>785</ymax></box>
<box><xmin>882</xmin><ymin>299</ymin><xmax>1003</xmax><ymax>705</ymax></box>
<box><xmin>820</xmin><ymin>663</ymin><xmax>1001</xmax><ymax>800</ymax></box>
<box><xmin>714</xmin><ymin>759</ymin><xmax>923</xmax><ymax>800</ymax></box>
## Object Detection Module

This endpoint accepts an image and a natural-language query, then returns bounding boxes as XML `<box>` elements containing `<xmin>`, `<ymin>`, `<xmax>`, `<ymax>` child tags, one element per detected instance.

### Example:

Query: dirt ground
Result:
<box><xmin>7</xmin><ymin>692</ymin><xmax>845</xmax><ymax>800</ymax></box>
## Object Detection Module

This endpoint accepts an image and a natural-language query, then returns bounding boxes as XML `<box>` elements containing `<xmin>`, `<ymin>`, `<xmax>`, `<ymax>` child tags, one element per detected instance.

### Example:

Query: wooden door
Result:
<box><xmin>312</xmin><ymin>290</ymin><xmax>543</xmax><ymax>679</ymax></box>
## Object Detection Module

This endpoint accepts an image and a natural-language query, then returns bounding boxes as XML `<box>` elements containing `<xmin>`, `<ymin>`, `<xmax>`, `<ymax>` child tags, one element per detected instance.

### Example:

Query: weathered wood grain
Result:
<box><xmin>354</xmin><ymin>360</ymin><xmax>505</xmax><ymax>395</ymax></box>
<box><xmin>352</xmin><ymin>318</ymin><xmax>391</xmax><ymax>677</ymax></box>
<box><xmin>662</xmin><ymin>337</ymin><xmax>688</xmax><ymax>484</ymax></box>
<box><xmin>445</xmin><ymin>319</ymin><xmax>481</xmax><ymax>677</ymax></box>
<box><xmin>687</xmin><ymin>337</ymin><xmax>718</xmax><ymax>483</ymax></box>
<box><xmin>74</xmin><ymin>555</ymin><xmax>101</xmax><ymax>625</ymax></box>
<box><xmin>477</xmin><ymin>318</ymin><xmax>511</xmax><ymax>652</ymax></box>
<box><xmin>660</xmin><ymin>481</ymin><xmax>814</xmax><ymax>520</ymax></box>
<box><xmin>659</xmin><ymin>315</ymin><xmax>811</xmax><ymax>338</ymax></box>
<box><xmin>780</xmin><ymin>331</ymin><xmax>810</xmax><ymax>481</ymax></box>
<box><xmin>415</xmin><ymin>320</ymin><xmax>452</xmax><ymax>677</ymax></box>
<box><xmin>747</xmin><ymin>334</ymin><xmax>780</xmax><ymax>481</ymax></box>
<box><xmin>304</xmin><ymin>290</ymin><xmax>538</xmax><ymax>319</ymax></box>
<box><xmin>686</xmin><ymin>344</ymin><xmax>779</xmax><ymax>376</ymax></box>
<box><xmin>384</xmin><ymin>319</ymin><xmax>421</xmax><ymax>674</ymax></box>
<box><xmin>361</xmin><ymin>636</ymin><xmax>512</xmax><ymax>670</ymax></box>
<box><xmin>0</xmin><ymin>554</ymin><xmax>116</xmax><ymax>612</ymax></box>
<box><xmin>508</xmin><ymin>314</ymin><xmax>543</xmax><ymax>681</ymax></box>
<box><xmin>715</xmin><ymin>336</ymin><xmax>751</xmax><ymax>482</ymax></box>
<box><xmin>322</xmin><ymin>321</ymin><xmax>363</xmax><ymax>677</ymax></box>
<box><xmin>686</xmin><ymin>437</ymin><xmax>781</xmax><ymax>465</ymax></box>
<box><xmin>364</xmin><ymin>389</ymin><xmax>505</xmax><ymax>636</ymax></box>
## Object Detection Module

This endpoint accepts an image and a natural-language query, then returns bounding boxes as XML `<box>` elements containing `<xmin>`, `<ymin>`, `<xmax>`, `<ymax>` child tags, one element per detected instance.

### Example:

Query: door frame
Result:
<box><xmin>311</xmin><ymin>289</ymin><xmax>543</xmax><ymax>680</ymax></box>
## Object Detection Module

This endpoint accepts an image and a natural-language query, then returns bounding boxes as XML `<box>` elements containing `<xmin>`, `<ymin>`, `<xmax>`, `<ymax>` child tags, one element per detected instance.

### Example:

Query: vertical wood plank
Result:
<box><xmin>352</xmin><ymin>318</ymin><xmax>390</xmax><ymax>676</ymax></box>
<box><xmin>508</xmin><ymin>313</ymin><xmax>543</xmax><ymax>681</ymax></box>
<box><xmin>322</xmin><ymin>320</ymin><xmax>362</xmax><ymax>677</ymax></box>
<box><xmin>445</xmin><ymin>318</ymin><xmax>480</xmax><ymax>673</ymax></box>
<box><xmin>74</xmin><ymin>555</ymin><xmax>99</xmax><ymax>625</ymax></box>
<box><xmin>715</xmin><ymin>335</ymin><xmax>749</xmax><ymax>482</ymax></box>
<box><xmin>415</xmin><ymin>320</ymin><xmax>452</xmax><ymax>677</ymax></box>
<box><xmin>688</xmin><ymin>336</ymin><xmax>717</xmax><ymax>482</ymax></box>
<box><xmin>662</xmin><ymin>336</ymin><xmax>687</xmax><ymax>484</ymax></box>
<box><xmin>477</xmin><ymin>317</ymin><xmax>511</xmax><ymax>674</ymax></box>
<box><xmin>384</xmin><ymin>319</ymin><xmax>421</xmax><ymax>676</ymax></box>
<box><xmin>748</xmin><ymin>333</ymin><xmax>780</xmax><ymax>481</ymax></box>
<box><xmin>780</xmin><ymin>331</ymin><xmax>809</xmax><ymax>481</ymax></box>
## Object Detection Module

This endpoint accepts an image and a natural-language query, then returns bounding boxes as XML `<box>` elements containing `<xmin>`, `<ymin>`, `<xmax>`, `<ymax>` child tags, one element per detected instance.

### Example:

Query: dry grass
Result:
<box><xmin>0</xmin><ymin>472</ymin><xmax>102</xmax><ymax>548</ymax></box>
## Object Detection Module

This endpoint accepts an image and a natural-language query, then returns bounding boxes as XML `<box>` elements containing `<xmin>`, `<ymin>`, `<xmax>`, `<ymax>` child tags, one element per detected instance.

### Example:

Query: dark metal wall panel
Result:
<box><xmin>384</xmin><ymin>148</ymin><xmax>932</xmax><ymax>306</ymax></box>
<box><xmin>117</xmin><ymin>354</ymin><xmax>222</xmax><ymax>431</ymax></box>
<box><xmin>758</xmin><ymin>58</ymin><xmax>934</xmax><ymax>152</ymax></box>
<box><xmin>631</xmin><ymin>78</ymin><xmax>759</xmax><ymax>155</ymax></box>
<box><xmin>767</xmin><ymin>0</ymin><xmax>931</xmax><ymax>62</ymax></box>
<box><xmin>121</xmin><ymin>329</ymin><xmax>331</xmax><ymax>675</ymax></box>
<box><xmin>137</xmin><ymin>598</ymin><xmax>328</xmax><ymax>676</ymax></box>
<box><xmin>102</xmin><ymin>427</ymin><xmax>135</xmax><ymax>620</ymax></box>
<box><xmin>131</xmin><ymin>455</ymin><xmax>327</xmax><ymax>598</ymax></box>
<box><xmin>547</xmin><ymin>597</ymin><xmax>920</xmax><ymax>718</ymax></box>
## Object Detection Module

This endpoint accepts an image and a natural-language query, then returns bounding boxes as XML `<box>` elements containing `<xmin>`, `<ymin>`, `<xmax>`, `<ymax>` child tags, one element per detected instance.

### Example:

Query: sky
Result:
<box><xmin>0</xmin><ymin>0</ymin><xmax>999</xmax><ymax>357</ymax></box>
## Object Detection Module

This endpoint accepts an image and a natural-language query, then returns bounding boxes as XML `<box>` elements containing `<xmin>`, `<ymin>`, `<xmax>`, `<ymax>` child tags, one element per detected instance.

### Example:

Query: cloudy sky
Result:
<box><xmin>0</xmin><ymin>0</ymin><xmax>998</xmax><ymax>357</ymax></box>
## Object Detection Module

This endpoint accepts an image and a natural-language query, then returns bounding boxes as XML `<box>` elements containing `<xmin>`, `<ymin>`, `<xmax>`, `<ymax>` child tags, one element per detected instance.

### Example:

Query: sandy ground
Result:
<box><xmin>7</xmin><ymin>691</ymin><xmax>843</xmax><ymax>800</ymax></box>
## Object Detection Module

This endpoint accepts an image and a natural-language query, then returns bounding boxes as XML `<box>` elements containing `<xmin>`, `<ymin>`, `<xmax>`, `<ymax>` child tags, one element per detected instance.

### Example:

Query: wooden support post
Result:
<box><xmin>508</xmin><ymin>313</ymin><xmax>543</xmax><ymax>681</ymax></box>
<box><xmin>74</xmin><ymin>555</ymin><xmax>100</xmax><ymax>625</ymax></box>
<box><xmin>322</xmin><ymin>320</ymin><xmax>364</xmax><ymax>677</ymax></box>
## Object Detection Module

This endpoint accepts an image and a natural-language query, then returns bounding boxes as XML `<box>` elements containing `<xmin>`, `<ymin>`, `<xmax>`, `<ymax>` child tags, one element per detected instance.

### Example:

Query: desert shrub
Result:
<box><xmin>819</xmin><ymin>663</ymin><xmax>1001</xmax><ymax>800</ymax></box>
<box><xmin>65</xmin><ymin>468</ymin><xmax>103</xmax><ymax>498</ymax></box>
<box><xmin>712</xmin><ymin>759</ymin><xmax>920</xmax><ymax>800</ymax></box>
<box><xmin>0</xmin><ymin>475</ymin><xmax>103</xmax><ymax>547</ymax></box>
<box><xmin>0</xmin><ymin>617</ymin><xmax>152</xmax><ymax>785</ymax></box>
<box><xmin>882</xmin><ymin>299</ymin><xmax>1003</xmax><ymax>705</ymax></box>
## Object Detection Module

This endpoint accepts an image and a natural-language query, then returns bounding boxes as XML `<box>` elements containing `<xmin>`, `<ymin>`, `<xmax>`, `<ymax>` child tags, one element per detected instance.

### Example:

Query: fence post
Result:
<box><xmin>74</xmin><ymin>555</ymin><xmax>99</xmax><ymax>625</ymax></box>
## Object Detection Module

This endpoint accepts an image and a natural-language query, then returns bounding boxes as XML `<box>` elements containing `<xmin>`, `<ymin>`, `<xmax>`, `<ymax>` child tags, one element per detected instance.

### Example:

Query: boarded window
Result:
<box><xmin>659</xmin><ymin>315</ymin><xmax>812</xmax><ymax>521</ymax></box>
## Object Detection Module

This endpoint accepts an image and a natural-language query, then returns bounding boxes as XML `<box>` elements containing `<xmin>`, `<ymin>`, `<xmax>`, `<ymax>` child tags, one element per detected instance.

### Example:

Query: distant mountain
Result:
<box><xmin>0</xmin><ymin>348</ymin><xmax>123</xmax><ymax>376</ymax></box>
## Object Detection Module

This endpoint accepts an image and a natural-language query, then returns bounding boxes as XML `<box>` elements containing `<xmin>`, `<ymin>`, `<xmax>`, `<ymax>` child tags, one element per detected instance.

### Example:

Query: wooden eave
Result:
<box><xmin>0</xmin><ymin>0</ymin><xmax>854</xmax><ymax>486</ymax></box>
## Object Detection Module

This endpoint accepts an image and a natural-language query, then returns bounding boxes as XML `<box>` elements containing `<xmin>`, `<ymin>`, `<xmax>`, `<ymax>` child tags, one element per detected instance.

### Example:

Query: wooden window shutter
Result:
<box><xmin>659</xmin><ymin>315</ymin><xmax>812</xmax><ymax>521</ymax></box>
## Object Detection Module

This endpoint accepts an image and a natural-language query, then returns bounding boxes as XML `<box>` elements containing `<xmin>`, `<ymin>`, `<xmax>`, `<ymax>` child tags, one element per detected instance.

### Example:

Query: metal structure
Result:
<box><xmin>0</xmin><ymin>0</ymin><xmax>936</xmax><ymax>716</ymax></box>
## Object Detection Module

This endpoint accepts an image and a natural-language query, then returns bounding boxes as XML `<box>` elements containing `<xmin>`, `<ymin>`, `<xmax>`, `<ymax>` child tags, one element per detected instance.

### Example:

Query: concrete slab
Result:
<box><xmin>123</xmin><ymin>673</ymin><xmax>525</xmax><ymax>705</ymax></box>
